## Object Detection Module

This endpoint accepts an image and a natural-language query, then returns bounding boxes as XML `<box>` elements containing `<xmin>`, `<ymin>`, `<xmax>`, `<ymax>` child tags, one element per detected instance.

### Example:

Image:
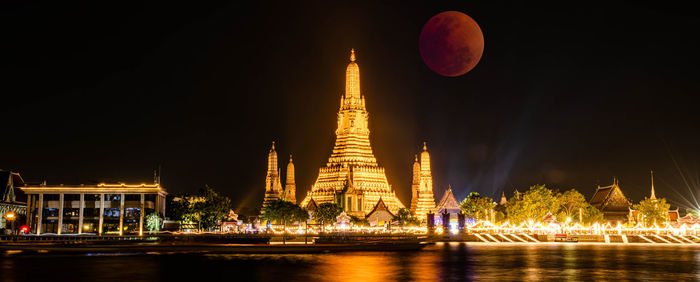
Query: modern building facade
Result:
<box><xmin>20</xmin><ymin>183</ymin><xmax>166</xmax><ymax>235</ymax></box>
<box><xmin>300</xmin><ymin>49</ymin><xmax>405</xmax><ymax>216</ymax></box>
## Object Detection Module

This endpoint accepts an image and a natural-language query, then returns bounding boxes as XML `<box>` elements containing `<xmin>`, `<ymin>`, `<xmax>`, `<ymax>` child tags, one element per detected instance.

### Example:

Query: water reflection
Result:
<box><xmin>4</xmin><ymin>243</ymin><xmax>700</xmax><ymax>281</ymax></box>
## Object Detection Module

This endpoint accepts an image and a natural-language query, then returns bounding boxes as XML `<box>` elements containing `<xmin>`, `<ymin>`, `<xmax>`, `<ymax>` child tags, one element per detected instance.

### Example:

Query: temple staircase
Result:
<box><xmin>521</xmin><ymin>234</ymin><xmax>540</xmax><ymax>242</ymax></box>
<box><xmin>676</xmin><ymin>235</ymin><xmax>696</xmax><ymax>244</ymax></box>
<box><xmin>473</xmin><ymin>234</ymin><xmax>490</xmax><ymax>243</ymax></box>
<box><xmin>483</xmin><ymin>234</ymin><xmax>500</xmax><ymax>242</ymax></box>
<box><xmin>498</xmin><ymin>234</ymin><xmax>514</xmax><ymax>242</ymax></box>
<box><xmin>652</xmin><ymin>234</ymin><xmax>672</xmax><ymax>244</ymax></box>
<box><xmin>638</xmin><ymin>235</ymin><xmax>656</xmax><ymax>244</ymax></box>
<box><xmin>666</xmin><ymin>234</ymin><xmax>686</xmax><ymax>244</ymax></box>
<box><xmin>509</xmin><ymin>234</ymin><xmax>528</xmax><ymax>242</ymax></box>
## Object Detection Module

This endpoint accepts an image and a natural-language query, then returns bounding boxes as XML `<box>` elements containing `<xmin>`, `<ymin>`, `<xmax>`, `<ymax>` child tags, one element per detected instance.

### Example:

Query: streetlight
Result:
<box><xmin>5</xmin><ymin>211</ymin><xmax>16</xmax><ymax>235</ymax></box>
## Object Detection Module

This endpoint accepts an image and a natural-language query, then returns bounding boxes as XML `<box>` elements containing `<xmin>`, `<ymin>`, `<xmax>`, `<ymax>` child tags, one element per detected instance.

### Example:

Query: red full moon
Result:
<box><xmin>419</xmin><ymin>11</ymin><xmax>484</xmax><ymax>77</ymax></box>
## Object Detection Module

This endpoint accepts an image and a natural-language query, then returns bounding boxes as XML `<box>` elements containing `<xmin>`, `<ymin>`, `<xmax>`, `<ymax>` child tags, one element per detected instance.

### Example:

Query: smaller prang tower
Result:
<box><xmin>261</xmin><ymin>142</ymin><xmax>283</xmax><ymax>214</ymax></box>
<box><xmin>283</xmin><ymin>154</ymin><xmax>297</xmax><ymax>204</ymax></box>
<box><xmin>261</xmin><ymin>142</ymin><xmax>298</xmax><ymax>214</ymax></box>
<box><xmin>410</xmin><ymin>142</ymin><xmax>437</xmax><ymax>221</ymax></box>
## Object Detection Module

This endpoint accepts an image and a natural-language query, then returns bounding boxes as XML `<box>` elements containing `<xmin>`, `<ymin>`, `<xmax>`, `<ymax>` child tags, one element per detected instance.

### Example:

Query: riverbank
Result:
<box><xmin>0</xmin><ymin>241</ymin><xmax>427</xmax><ymax>254</ymax></box>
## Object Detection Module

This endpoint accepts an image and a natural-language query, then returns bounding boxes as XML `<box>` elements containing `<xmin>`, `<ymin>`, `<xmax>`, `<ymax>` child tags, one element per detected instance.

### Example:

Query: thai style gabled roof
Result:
<box><xmin>589</xmin><ymin>179</ymin><xmax>631</xmax><ymax>212</ymax></box>
<box><xmin>436</xmin><ymin>186</ymin><xmax>460</xmax><ymax>213</ymax></box>
<box><xmin>669</xmin><ymin>209</ymin><xmax>679</xmax><ymax>221</ymax></box>
<box><xmin>542</xmin><ymin>211</ymin><xmax>557</xmax><ymax>223</ymax></box>
<box><xmin>304</xmin><ymin>198</ymin><xmax>318</xmax><ymax>211</ymax></box>
<box><xmin>678</xmin><ymin>214</ymin><xmax>700</xmax><ymax>224</ymax></box>
<box><xmin>366</xmin><ymin>197</ymin><xmax>395</xmax><ymax>218</ymax></box>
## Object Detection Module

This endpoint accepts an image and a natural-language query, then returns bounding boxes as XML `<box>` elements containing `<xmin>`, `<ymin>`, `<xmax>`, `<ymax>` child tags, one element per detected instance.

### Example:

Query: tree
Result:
<box><xmin>633</xmin><ymin>197</ymin><xmax>670</xmax><ymax>226</ymax></box>
<box><xmin>581</xmin><ymin>204</ymin><xmax>604</xmax><ymax>224</ymax></box>
<box><xmin>393</xmin><ymin>208</ymin><xmax>420</xmax><ymax>227</ymax></box>
<box><xmin>349</xmin><ymin>214</ymin><xmax>370</xmax><ymax>226</ymax></box>
<box><xmin>556</xmin><ymin>189</ymin><xmax>588</xmax><ymax>222</ymax></box>
<box><xmin>506</xmin><ymin>184</ymin><xmax>560</xmax><ymax>224</ymax></box>
<box><xmin>146</xmin><ymin>212</ymin><xmax>163</xmax><ymax>232</ymax></box>
<box><xmin>555</xmin><ymin>189</ymin><xmax>604</xmax><ymax>225</ymax></box>
<box><xmin>192</xmin><ymin>185</ymin><xmax>233</xmax><ymax>231</ymax></box>
<box><xmin>313</xmin><ymin>203</ymin><xmax>343</xmax><ymax>228</ymax></box>
<box><xmin>166</xmin><ymin>195</ymin><xmax>191</xmax><ymax>222</ymax></box>
<box><xmin>262</xmin><ymin>199</ymin><xmax>308</xmax><ymax>227</ymax></box>
<box><xmin>459</xmin><ymin>192</ymin><xmax>496</xmax><ymax>221</ymax></box>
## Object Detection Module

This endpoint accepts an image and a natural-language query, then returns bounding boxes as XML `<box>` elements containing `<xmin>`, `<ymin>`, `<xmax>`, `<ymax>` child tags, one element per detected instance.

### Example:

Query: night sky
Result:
<box><xmin>3</xmin><ymin>2</ymin><xmax>700</xmax><ymax>214</ymax></box>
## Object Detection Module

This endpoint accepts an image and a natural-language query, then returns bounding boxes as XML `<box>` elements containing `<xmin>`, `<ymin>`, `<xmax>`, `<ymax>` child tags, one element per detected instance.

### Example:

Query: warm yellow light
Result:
<box><xmin>5</xmin><ymin>212</ymin><xmax>15</xmax><ymax>220</ymax></box>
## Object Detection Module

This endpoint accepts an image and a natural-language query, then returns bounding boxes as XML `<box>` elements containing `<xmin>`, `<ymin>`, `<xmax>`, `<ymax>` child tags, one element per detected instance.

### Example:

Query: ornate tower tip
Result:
<box><xmin>289</xmin><ymin>154</ymin><xmax>293</xmax><ymax>162</ymax></box>
<box><xmin>415</xmin><ymin>154</ymin><xmax>418</xmax><ymax>162</ymax></box>
<box><xmin>423</xmin><ymin>141</ymin><xmax>427</xmax><ymax>150</ymax></box>
<box><xmin>350</xmin><ymin>48</ymin><xmax>356</xmax><ymax>62</ymax></box>
<box><xmin>271</xmin><ymin>141</ymin><xmax>275</xmax><ymax>150</ymax></box>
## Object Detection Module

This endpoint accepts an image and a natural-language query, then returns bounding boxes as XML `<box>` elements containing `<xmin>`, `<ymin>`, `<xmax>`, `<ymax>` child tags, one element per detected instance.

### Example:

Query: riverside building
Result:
<box><xmin>20</xmin><ymin>182</ymin><xmax>167</xmax><ymax>236</ymax></box>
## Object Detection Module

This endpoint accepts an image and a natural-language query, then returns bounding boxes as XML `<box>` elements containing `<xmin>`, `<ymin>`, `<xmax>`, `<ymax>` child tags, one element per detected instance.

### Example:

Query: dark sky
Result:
<box><xmin>3</xmin><ymin>2</ymin><xmax>700</xmax><ymax>214</ymax></box>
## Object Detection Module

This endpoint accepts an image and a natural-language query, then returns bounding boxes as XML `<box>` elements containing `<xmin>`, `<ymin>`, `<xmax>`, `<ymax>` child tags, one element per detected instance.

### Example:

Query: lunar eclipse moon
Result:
<box><xmin>419</xmin><ymin>11</ymin><xmax>484</xmax><ymax>77</ymax></box>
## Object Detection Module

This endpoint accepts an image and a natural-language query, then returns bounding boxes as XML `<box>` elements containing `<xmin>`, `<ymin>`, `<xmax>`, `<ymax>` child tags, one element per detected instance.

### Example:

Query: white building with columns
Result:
<box><xmin>20</xmin><ymin>183</ymin><xmax>166</xmax><ymax>236</ymax></box>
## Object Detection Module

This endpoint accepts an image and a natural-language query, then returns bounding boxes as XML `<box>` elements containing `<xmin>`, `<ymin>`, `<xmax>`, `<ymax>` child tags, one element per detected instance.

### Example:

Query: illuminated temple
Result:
<box><xmin>410</xmin><ymin>143</ymin><xmax>436</xmax><ymax>221</ymax></box>
<box><xmin>589</xmin><ymin>178</ymin><xmax>632</xmax><ymax>223</ymax></box>
<box><xmin>261</xmin><ymin>142</ymin><xmax>296</xmax><ymax>214</ymax></box>
<box><xmin>299</xmin><ymin>49</ymin><xmax>405</xmax><ymax>216</ymax></box>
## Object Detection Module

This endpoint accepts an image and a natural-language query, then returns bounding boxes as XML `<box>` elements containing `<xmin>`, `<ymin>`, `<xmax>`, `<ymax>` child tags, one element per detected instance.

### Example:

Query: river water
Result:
<box><xmin>2</xmin><ymin>243</ymin><xmax>699</xmax><ymax>281</ymax></box>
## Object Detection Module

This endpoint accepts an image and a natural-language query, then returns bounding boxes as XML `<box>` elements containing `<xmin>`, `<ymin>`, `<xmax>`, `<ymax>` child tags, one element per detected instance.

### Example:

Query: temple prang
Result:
<box><xmin>299</xmin><ymin>49</ymin><xmax>405</xmax><ymax>216</ymax></box>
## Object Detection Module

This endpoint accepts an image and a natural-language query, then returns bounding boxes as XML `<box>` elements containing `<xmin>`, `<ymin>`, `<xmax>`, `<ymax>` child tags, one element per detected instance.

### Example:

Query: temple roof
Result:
<box><xmin>437</xmin><ymin>186</ymin><xmax>460</xmax><ymax>213</ymax></box>
<box><xmin>678</xmin><ymin>214</ymin><xmax>700</xmax><ymax>224</ymax></box>
<box><xmin>366</xmin><ymin>198</ymin><xmax>395</xmax><ymax>218</ymax></box>
<box><xmin>304</xmin><ymin>198</ymin><xmax>318</xmax><ymax>211</ymax></box>
<box><xmin>669</xmin><ymin>209</ymin><xmax>679</xmax><ymax>221</ymax></box>
<box><xmin>542</xmin><ymin>211</ymin><xmax>557</xmax><ymax>223</ymax></box>
<box><xmin>590</xmin><ymin>180</ymin><xmax>631</xmax><ymax>212</ymax></box>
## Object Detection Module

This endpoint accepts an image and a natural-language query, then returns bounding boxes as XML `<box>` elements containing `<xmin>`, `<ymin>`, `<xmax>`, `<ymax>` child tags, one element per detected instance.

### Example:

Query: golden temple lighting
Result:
<box><xmin>410</xmin><ymin>143</ymin><xmax>436</xmax><ymax>220</ymax></box>
<box><xmin>299</xmin><ymin>49</ymin><xmax>405</xmax><ymax>215</ymax></box>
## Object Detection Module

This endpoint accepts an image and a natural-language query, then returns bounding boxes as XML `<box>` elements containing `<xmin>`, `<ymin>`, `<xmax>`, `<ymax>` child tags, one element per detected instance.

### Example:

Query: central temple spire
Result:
<box><xmin>330</xmin><ymin>49</ymin><xmax>374</xmax><ymax>166</ymax></box>
<box><xmin>300</xmin><ymin>49</ymin><xmax>405</xmax><ymax>215</ymax></box>
<box><xmin>345</xmin><ymin>48</ymin><xmax>361</xmax><ymax>100</ymax></box>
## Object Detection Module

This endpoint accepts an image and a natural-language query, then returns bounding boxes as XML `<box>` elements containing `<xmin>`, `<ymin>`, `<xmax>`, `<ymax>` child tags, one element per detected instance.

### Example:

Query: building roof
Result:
<box><xmin>589</xmin><ymin>180</ymin><xmax>631</xmax><ymax>213</ymax></box>
<box><xmin>669</xmin><ymin>209</ymin><xmax>679</xmax><ymax>221</ymax></box>
<box><xmin>436</xmin><ymin>187</ymin><xmax>461</xmax><ymax>213</ymax></box>
<box><xmin>304</xmin><ymin>198</ymin><xmax>318</xmax><ymax>211</ymax></box>
<box><xmin>678</xmin><ymin>214</ymin><xmax>700</xmax><ymax>224</ymax></box>
<box><xmin>542</xmin><ymin>211</ymin><xmax>558</xmax><ymax>223</ymax></box>
<box><xmin>366</xmin><ymin>198</ymin><xmax>395</xmax><ymax>219</ymax></box>
<box><xmin>20</xmin><ymin>182</ymin><xmax>166</xmax><ymax>195</ymax></box>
